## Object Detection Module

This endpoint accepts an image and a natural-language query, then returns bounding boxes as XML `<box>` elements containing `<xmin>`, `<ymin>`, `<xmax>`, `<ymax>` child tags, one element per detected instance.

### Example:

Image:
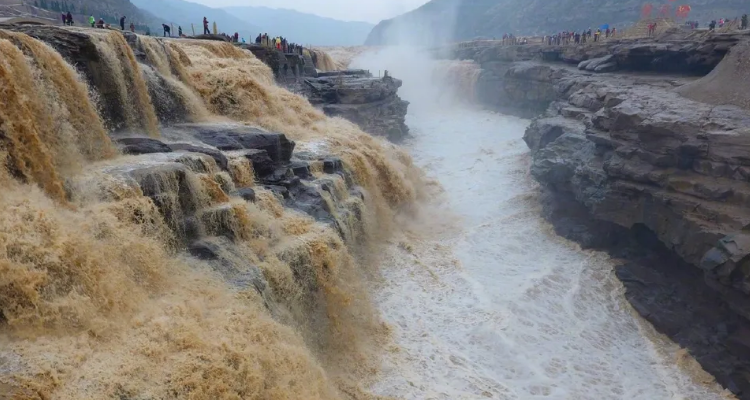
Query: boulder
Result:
<box><xmin>237</xmin><ymin>188</ymin><xmax>256</xmax><ymax>202</ymax></box>
<box><xmin>189</xmin><ymin>237</ymin><xmax>267</xmax><ymax>293</ymax></box>
<box><xmin>117</xmin><ymin>137</ymin><xmax>172</xmax><ymax>155</ymax></box>
<box><xmin>167</xmin><ymin>124</ymin><xmax>295</xmax><ymax>162</ymax></box>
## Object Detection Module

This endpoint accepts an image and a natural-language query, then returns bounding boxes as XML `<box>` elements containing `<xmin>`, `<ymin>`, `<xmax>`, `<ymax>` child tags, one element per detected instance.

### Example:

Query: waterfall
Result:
<box><xmin>87</xmin><ymin>31</ymin><xmax>160</xmax><ymax>136</ymax></box>
<box><xmin>431</xmin><ymin>60</ymin><xmax>482</xmax><ymax>104</ymax></box>
<box><xmin>0</xmin><ymin>28</ymin><xmax>424</xmax><ymax>399</ymax></box>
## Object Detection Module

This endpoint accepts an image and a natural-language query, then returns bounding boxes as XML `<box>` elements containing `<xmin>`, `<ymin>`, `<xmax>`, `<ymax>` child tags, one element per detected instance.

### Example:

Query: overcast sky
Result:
<box><xmin>188</xmin><ymin>0</ymin><xmax>430</xmax><ymax>23</ymax></box>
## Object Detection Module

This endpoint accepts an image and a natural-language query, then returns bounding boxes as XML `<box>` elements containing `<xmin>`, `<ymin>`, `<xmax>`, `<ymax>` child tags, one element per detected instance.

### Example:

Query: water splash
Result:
<box><xmin>0</xmin><ymin>29</ymin><xmax>424</xmax><ymax>399</ymax></box>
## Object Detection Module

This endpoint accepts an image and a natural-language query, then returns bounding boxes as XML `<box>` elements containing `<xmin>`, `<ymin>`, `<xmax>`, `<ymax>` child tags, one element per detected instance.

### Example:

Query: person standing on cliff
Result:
<box><xmin>89</xmin><ymin>15</ymin><xmax>95</xmax><ymax>28</ymax></box>
<box><xmin>120</xmin><ymin>16</ymin><xmax>126</xmax><ymax>31</ymax></box>
<box><xmin>203</xmin><ymin>17</ymin><xmax>210</xmax><ymax>35</ymax></box>
<box><xmin>66</xmin><ymin>11</ymin><xmax>73</xmax><ymax>25</ymax></box>
<box><xmin>742</xmin><ymin>14</ymin><xmax>748</xmax><ymax>30</ymax></box>
<box><xmin>162</xmin><ymin>24</ymin><xmax>171</xmax><ymax>37</ymax></box>
<box><xmin>179</xmin><ymin>26</ymin><xmax>183</xmax><ymax>37</ymax></box>
<box><xmin>130</xmin><ymin>22</ymin><xmax>135</xmax><ymax>32</ymax></box>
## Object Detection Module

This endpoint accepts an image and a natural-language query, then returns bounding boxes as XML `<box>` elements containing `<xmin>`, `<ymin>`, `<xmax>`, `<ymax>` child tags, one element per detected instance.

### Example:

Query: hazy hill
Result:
<box><xmin>223</xmin><ymin>6</ymin><xmax>373</xmax><ymax>46</ymax></box>
<box><xmin>130</xmin><ymin>0</ymin><xmax>260</xmax><ymax>40</ymax></box>
<box><xmin>365</xmin><ymin>0</ymin><xmax>750</xmax><ymax>45</ymax></box>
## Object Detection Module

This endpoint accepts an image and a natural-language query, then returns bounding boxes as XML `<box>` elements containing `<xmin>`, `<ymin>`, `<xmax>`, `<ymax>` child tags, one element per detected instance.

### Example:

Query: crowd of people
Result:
<box><xmin>58</xmin><ymin>12</ymin><xmax>305</xmax><ymax>54</ymax></box>
<box><xmin>705</xmin><ymin>15</ymin><xmax>749</xmax><ymax>30</ymax></box>
<box><xmin>255</xmin><ymin>33</ymin><xmax>303</xmax><ymax>55</ymax></box>
<box><xmin>541</xmin><ymin>27</ymin><xmax>617</xmax><ymax>46</ymax></box>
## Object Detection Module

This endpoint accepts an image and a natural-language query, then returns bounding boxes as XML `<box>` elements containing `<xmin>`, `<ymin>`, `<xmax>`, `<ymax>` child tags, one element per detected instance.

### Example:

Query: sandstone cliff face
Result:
<box><xmin>445</xmin><ymin>32</ymin><xmax>750</xmax><ymax>396</ymax></box>
<box><xmin>366</xmin><ymin>0</ymin><xmax>749</xmax><ymax>45</ymax></box>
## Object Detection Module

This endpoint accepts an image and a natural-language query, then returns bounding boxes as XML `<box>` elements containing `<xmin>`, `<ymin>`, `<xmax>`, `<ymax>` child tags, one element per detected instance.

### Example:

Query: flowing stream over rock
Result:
<box><xmin>0</xmin><ymin>29</ymin><xmax>422</xmax><ymax>399</ymax></box>
<box><xmin>352</xmin><ymin>47</ymin><xmax>734</xmax><ymax>400</ymax></box>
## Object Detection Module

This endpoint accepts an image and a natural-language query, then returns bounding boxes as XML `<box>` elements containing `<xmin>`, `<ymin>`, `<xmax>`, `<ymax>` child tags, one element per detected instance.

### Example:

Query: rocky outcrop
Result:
<box><xmin>446</xmin><ymin>31</ymin><xmax>749</xmax><ymax>76</ymax></box>
<box><xmin>106</xmin><ymin>123</ymin><xmax>363</xmax><ymax>246</ymax></box>
<box><xmin>301</xmin><ymin>71</ymin><xmax>410</xmax><ymax>141</ymax></box>
<box><xmin>490</xmin><ymin>59</ymin><xmax>750</xmax><ymax>397</ymax></box>
<box><xmin>446</xmin><ymin>32</ymin><xmax>750</xmax><ymax>396</ymax></box>
<box><xmin>242</xmin><ymin>43</ymin><xmax>306</xmax><ymax>81</ymax></box>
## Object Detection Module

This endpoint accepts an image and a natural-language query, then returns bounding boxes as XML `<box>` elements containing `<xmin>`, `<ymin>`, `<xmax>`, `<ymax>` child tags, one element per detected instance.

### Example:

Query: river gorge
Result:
<box><xmin>0</xmin><ymin>22</ymin><xmax>748</xmax><ymax>400</ymax></box>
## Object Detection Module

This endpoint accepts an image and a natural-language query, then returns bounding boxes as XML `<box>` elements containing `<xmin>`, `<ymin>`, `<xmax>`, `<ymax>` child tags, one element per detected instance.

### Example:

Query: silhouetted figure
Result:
<box><xmin>61</xmin><ymin>13</ymin><xmax>66</xmax><ymax>25</ymax></box>
<box><xmin>120</xmin><ymin>16</ymin><xmax>126</xmax><ymax>30</ymax></box>
<box><xmin>96</xmin><ymin>18</ymin><xmax>105</xmax><ymax>28</ymax></box>
<box><xmin>203</xmin><ymin>17</ymin><xmax>210</xmax><ymax>35</ymax></box>
<box><xmin>179</xmin><ymin>26</ymin><xmax>183</xmax><ymax>36</ymax></box>
<box><xmin>130</xmin><ymin>22</ymin><xmax>135</xmax><ymax>32</ymax></box>
<box><xmin>66</xmin><ymin>11</ymin><xmax>73</xmax><ymax>25</ymax></box>
<box><xmin>162</xmin><ymin>24</ymin><xmax>171</xmax><ymax>37</ymax></box>
<box><xmin>742</xmin><ymin>14</ymin><xmax>748</xmax><ymax>30</ymax></box>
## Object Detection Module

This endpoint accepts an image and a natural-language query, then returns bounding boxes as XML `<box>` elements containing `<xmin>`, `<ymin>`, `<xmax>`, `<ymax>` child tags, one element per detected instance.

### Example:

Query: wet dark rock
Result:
<box><xmin>323</xmin><ymin>157</ymin><xmax>344</xmax><ymax>174</ymax></box>
<box><xmin>237</xmin><ymin>188</ymin><xmax>256</xmax><ymax>202</ymax></box>
<box><xmin>166</xmin><ymin>124</ymin><xmax>295</xmax><ymax>163</ymax></box>
<box><xmin>188</xmin><ymin>237</ymin><xmax>267</xmax><ymax>293</ymax></box>
<box><xmin>264</xmin><ymin>185</ymin><xmax>290</xmax><ymax>199</ymax></box>
<box><xmin>241</xmin><ymin>44</ymin><xmax>305</xmax><ymax>80</ymax></box>
<box><xmin>301</xmin><ymin>72</ymin><xmax>409</xmax><ymax>141</ymax></box>
<box><xmin>117</xmin><ymin>137</ymin><xmax>173</xmax><ymax>155</ymax></box>
<box><xmin>285</xmin><ymin>181</ymin><xmax>334</xmax><ymax>223</ymax></box>
<box><xmin>290</xmin><ymin>161</ymin><xmax>312</xmax><ymax>179</ymax></box>
<box><xmin>227</xmin><ymin>149</ymin><xmax>275</xmax><ymax>178</ymax></box>
<box><xmin>169</xmin><ymin>143</ymin><xmax>229</xmax><ymax>170</ymax></box>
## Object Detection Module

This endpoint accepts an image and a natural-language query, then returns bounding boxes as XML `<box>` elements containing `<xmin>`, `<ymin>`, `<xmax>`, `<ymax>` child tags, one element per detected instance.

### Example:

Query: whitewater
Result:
<box><xmin>352</xmin><ymin>49</ymin><xmax>734</xmax><ymax>399</ymax></box>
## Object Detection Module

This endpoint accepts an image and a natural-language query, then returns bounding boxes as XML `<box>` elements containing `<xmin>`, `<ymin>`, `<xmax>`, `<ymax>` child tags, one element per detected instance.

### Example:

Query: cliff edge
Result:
<box><xmin>444</xmin><ymin>29</ymin><xmax>750</xmax><ymax>397</ymax></box>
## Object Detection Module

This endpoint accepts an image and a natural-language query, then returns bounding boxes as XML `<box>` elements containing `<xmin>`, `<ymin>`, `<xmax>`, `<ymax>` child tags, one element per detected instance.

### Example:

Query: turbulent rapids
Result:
<box><xmin>0</xmin><ymin>24</ymin><xmax>739</xmax><ymax>400</ymax></box>
<box><xmin>0</xmin><ymin>27</ymin><xmax>423</xmax><ymax>399</ymax></box>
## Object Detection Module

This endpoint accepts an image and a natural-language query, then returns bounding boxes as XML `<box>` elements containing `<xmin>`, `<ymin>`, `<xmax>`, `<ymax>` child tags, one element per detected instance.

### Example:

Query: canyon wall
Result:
<box><xmin>445</xmin><ymin>30</ymin><xmax>750</xmax><ymax>397</ymax></box>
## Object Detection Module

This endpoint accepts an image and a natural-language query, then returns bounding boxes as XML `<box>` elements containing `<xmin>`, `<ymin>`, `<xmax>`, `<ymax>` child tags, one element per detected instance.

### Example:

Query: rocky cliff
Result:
<box><xmin>300</xmin><ymin>70</ymin><xmax>410</xmax><ymax>141</ymax></box>
<box><xmin>366</xmin><ymin>0</ymin><xmax>749</xmax><ymax>45</ymax></box>
<box><xmin>445</xmin><ymin>30</ymin><xmax>750</xmax><ymax>397</ymax></box>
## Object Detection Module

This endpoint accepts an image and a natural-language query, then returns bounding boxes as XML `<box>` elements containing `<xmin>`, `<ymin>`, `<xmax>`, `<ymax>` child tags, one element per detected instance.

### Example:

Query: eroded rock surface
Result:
<box><xmin>513</xmin><ymin>62</ymin><xmax>750</xmax><ymax>397</ymax></box>
<box><xmin>301</xmin><ymin>71</ymin><xmax>410</xmax><ymax>141</ymax></box>
<box><xmin>445</xmin><ymin>31</ymin><xmax>750</xmax><ymax>396</ymax></box>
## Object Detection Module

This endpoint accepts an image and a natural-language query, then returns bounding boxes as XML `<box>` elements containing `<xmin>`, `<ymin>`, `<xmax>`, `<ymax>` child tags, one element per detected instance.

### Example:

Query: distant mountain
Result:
<box><xmin>130</xmin><ymin>0</ymin><xmax>260</xmax><ymax>40</ymax></box>
<box><xmin>365</xmin><ymin>0</ymin><xmax>750</xmax><ymax>45</ymax></box>
<box><xmin>223</xmin><ymin>6</ymin><xmax>373</xmax><ymax>46</ymax></box>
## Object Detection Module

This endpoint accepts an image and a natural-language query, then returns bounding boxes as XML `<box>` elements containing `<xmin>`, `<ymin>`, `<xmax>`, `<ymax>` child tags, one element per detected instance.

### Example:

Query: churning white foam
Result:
<box><xmin>367</xmin><ymin>103</ymin><xmax>733</xmax><ymax>399</ymax></box>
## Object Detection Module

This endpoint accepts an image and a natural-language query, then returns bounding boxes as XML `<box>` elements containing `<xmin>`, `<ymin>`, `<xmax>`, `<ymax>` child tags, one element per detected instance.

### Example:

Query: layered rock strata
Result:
<box><xmin>446</xmin><ymin>32</ymin><xmax>750</xmax><ymax>397</ymax></box>
<box><xmin>301</xmin><ymin>70</ymin><xmax>410</xmax><ymax>141</ymax></box>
